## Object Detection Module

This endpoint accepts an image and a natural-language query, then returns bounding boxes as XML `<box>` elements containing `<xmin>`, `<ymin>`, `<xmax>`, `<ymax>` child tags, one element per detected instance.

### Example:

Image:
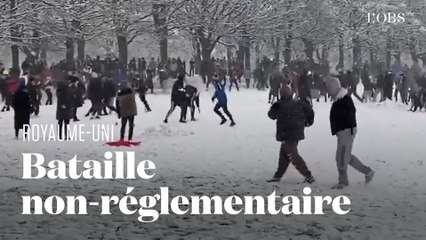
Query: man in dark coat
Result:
<box><xmin>85</xmin><ymin>73</ymin><xmax>103</xmax><ymax>119</ymax></box>
<box><xmin>164</xmin><ymin>75</ymin><xmax>188</xmax><ymax>123</ymax></box>
<box><xmin>267</xmin><ymin>85</ymin><xmax>315</xmax><ymax>183</ymax></box>
<box><xmin>326</xmin><ymin>77</ymin><xmax>375</xmax><ymax>189</ymax></box>
<box><xmin>68</xmin><ymin>75</ymin><xmax>85</xmax><ymax>121</ymax></box>
<box><xmin>12</xmin><ymin>81</ymin><xmax>32</xmax><ymax>139</ymax></box>
<box><xmin>297</xmin><ymin>71</ymin><xmax>312</xmax><ymax>104</ymax></box>
<box><xmin>102</xmin><ymin>78</ymin><xmax>118</xmax><ymax>115</ymax></box>
<box><xmin>56</xmin><ymin>81</ymin><xmax>73</xmax><ymax>140</ymax></box>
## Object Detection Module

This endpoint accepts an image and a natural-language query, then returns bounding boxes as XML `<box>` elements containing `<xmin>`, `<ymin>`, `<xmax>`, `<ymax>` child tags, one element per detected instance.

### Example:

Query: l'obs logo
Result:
<box><xmin>367</xmin><ymin>12</ymin><xmax>405</xmax><ymax>24</ymax></box>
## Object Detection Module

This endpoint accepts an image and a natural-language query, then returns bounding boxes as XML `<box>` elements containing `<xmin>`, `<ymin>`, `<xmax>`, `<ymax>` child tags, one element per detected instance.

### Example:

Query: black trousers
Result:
<box><xmin>45</xmin><ymin>90</ymin><xmax>53</xmax><ymax>105</ymax></box>
<box><xmin>273</xmin><ymin>141</ymin><xmax>312</xmax><ymax>179</ymax></box>
<box><xmin>139</xmin><ymin>94</ymin><xmax>151</xmax><ymax>111</ymax></box>
<box><xmin>214</xmin><ymin>102</ymin><xmax>233</xmax><ymax>121</ymax></box>
<box><xmin>121</xmin><ymin>116</ymin><xmax>135</xmax><ymax>140</ymax></box>
<box><xmin>229</xmin><ymin>79</ymin><xmax>239</xmax><ymax>91</ymax></box>
<box><xmin>165</xmin><ymin>101</ymin><xmax>187</xmax><ymax>121</ymax></box>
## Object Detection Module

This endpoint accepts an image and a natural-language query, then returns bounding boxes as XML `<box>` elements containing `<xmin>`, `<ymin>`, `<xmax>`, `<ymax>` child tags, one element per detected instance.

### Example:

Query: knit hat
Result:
<box><xmin>326</xmin><ymin>77</ymin><xmax>342</xmax><ymax>97</ymax></box>
<box><xmin>280</xmin><ymin>84</ymin><xmax>293</xmax><ymax>100</ymax></box>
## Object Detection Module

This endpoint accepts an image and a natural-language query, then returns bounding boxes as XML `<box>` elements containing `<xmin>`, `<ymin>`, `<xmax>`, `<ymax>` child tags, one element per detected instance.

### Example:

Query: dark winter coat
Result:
<box><xmin>103</xmin><ymin>80</ymin><xmax>117</xmax><ymax>99</ymax></box>
<box><xmin>212</xmin><ymin>81</ymin><xmax>227</xmax><ymax>103</ymax></box>
<box><xmin>56</xmin><ymin>81</ymin><xmax>73</xmax><ymax>121</ymax></box>
<box><xmin>12</xmin><ymin>85</ymin><xmax>31</xmax><ymax>130</ymax></box>
<box><xmin>171</xmin><ymin>79</ymin><xmax>186</xmax><ymax>103</ymax></box>
<box><xmin>117</xmin><ymin>87</ymin><xmax>137</xmax><ymax>118</ymax></box>
<box><xmin>268</xmin><ymin>98</ymin><xmax>314</xmax><ymax>143</ymax></box>
<box><xmin>88</xmin><ymin>77</ymin><xmax>103</xmax><ymax>102</ymax></box>
<box><xmin>330</xmin><ymin>89</ymin><xmax>357</xmax><ymax>136</ymax></box>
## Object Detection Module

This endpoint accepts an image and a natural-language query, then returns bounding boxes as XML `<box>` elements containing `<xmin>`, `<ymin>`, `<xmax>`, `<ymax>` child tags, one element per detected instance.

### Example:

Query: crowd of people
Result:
<box><xmin>1</xmin><ymin>54</ymin><xmax>426</xmax><ymax>188</ymax></box>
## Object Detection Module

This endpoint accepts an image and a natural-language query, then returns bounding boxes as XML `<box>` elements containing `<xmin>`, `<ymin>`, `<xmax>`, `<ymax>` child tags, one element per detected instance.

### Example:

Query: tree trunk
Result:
<box><xmin>39</xmin><ymin>38</ymin><xmax>48</xmax><ymax>62</ymax></box>
<box><xmin>77</xmin><ymin>38</ymin><xmax>85</xmax><ymax>64</ymax></box>
<box><xmin>193</xmin><ymin>39</ymin><xmax>202</xmax><ymax>74</ymax></box>
<box><xmin>272</xmin><ymin>37</ymin><xmax>280</xmax><ymax>65</ymax></box>
<box><xmin>352</xmin><ymin>35</ymin><xmax>361</xmax><ymax>72</ymax></box>
<box><xmin>65</xmin><ymin>38</ymin><xmax>75</xmax><ymax>72</ymax></box>
<box><xmin>255</xmin><ymin>43</ymin><xmax>260</xmax><ymax>66</ymax></box>
<box><xmin>159</xmin><ymin>37</ymin><xmax>168</xmax><ymax>64</ymax></box>
<box><xmin>337</xmin><ymin>33</ymin><xmax>344</xmax><ymax>71</ymax></box>
<box><xmin>385</xmin><ymin>34</ymin><xmax>392</xmax><ymax>70</ymax></box>
<box><xmin>10</xmin><ymin>0</ymin><xmax>19</xmax><ymax>70</ymax></box>
<box><xmin>283</xmin><ymin>37</ymin><xmax>291</xmax><ymax>65</ymax></box>
<box><xmin>227</xmin><ymin>46</ymin><xmax>232</xmax><ymax>73</ymax></box>
<box><xmin>302</xmin><ymin>38</ymin><xmax>314</xmax><ymax>64</ymax></box>
<box><xmin>117</xmin><ymin>35</ymin><xmax>128</xmax><ymax>68</ymax></box>
<box><xmin>200</xmin><ymin>38</ymin><xmax>214</xmax><ymax>80</ymax></box>
<box><xmin>153</xmin><ymin>3</ymin><xmax>168</xmax><ymax>63</ymax></box>
<box><xmin>236</xmin><ymin>44</ymin><xmax>244</xmax><ymax>66</ymax></box>
<box><xmin>245</xmin><ymin>47</ymin><xmax>251</xmax><ymax>70</ymax></box>
<box><xmin>409</xmin><ymin>39</ymin><xmax>418</xmax><ymax>64</ymax></box>
<box><xmin>420</xmin><ymin>54</ymin><xmax>426</xmax><ymax>68</ymax></box>
<box><xmin>395</xmin><ymin>52</ymin><xmax>401</xmax><ymax>65</ymax></box>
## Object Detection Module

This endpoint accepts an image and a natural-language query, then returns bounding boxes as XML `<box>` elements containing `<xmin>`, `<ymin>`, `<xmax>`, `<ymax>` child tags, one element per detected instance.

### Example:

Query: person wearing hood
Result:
<box><xmin>12</xmin><ymin>81</ymin><xmax>32</xmax><ymax>139</ymax></box>
<box><xmin>325</xmin><ymin>77</ymin><xmax>375</xmax><ymax>189</ymax></box>
<box><xmin>267</xmin><ymin>85</ymin><xmax>315</xmax><ymax>183</ymax></box>
<box><xmin>56</xmin><ymin>81</ymin><xmax>73</xmax><ymax>140</ymax></box>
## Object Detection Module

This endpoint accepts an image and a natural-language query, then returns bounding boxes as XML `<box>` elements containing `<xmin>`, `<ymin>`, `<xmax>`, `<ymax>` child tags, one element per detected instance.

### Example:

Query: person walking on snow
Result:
<box><xmin>56</xmin><ymin>81</ymin><xmax>73</xmax><ymax>140</ymax></box>
<box><xmin>12</xmin><ymin>81</ymin><xmax>32</xmax><ymax>139</ymax></box>
<box><xmin>212</xmin><ymin>74</ymin><xmax>236</xmax><ymax>126</ymax></box>
<box><xmin>326</xmin><ymin>77</ymin><xmax>375</xmax><ymax>189</ymax></box>
<box><xmin>164</xmin><ymin>75</ymin><xmax>188</xmax><ymax>123</ymax></box>
<box><xmin>267</xmin><ymin>85</ymin><xmax>315</xmax><ymax>183</ymax></box>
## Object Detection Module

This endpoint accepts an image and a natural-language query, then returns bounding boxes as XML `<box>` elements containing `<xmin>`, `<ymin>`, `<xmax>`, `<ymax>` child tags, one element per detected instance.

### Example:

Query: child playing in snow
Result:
<box><xmin>326</xmin><ymin>76</ymin><xmax>375</xmax><ymax>189</ymax></box>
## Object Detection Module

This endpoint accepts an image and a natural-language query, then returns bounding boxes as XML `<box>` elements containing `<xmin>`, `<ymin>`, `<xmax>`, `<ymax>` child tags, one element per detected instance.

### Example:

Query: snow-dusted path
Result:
<box><xmin>0</xmin><ymin>87</ymin><xmax>425</xmax><ymax>240</ymax></box>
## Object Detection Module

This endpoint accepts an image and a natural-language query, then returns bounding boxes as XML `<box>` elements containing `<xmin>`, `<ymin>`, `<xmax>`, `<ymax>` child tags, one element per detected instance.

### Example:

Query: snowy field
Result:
<box><xmin>0</xmin><ymin>82</ymin><xmax>425</xmax><ymax>240</ymax></box>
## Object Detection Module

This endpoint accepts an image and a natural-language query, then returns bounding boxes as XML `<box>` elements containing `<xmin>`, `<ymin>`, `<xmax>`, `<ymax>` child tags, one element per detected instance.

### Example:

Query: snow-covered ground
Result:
<box><xmin>0</xmin><ymin>82</ymin><xmax>425</xmax><ymax>240</ymax></box>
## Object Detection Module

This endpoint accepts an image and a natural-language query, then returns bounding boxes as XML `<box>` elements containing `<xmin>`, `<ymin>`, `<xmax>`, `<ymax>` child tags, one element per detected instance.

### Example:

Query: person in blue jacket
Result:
<box><xmin>212</xmin><ymin>75</ymin><xmax>235</xmax><ymax>126</ymax></box>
